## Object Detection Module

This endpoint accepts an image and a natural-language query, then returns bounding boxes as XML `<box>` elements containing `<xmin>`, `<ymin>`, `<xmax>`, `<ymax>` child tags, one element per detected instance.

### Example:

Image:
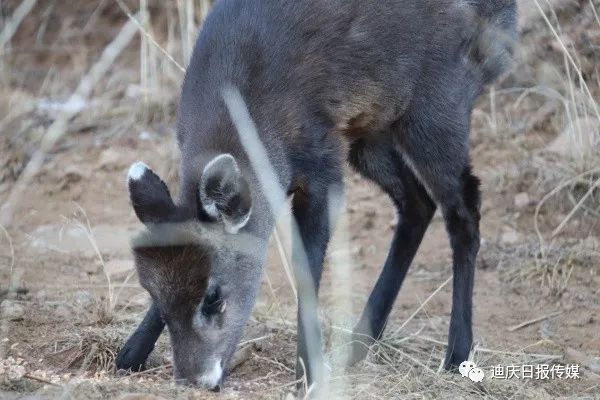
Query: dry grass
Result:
<box><xmin>487</xmin><ymin>239</ymin><xmax>599</xmax><ymax>296</ymax></box>
<box><xmin>52</xmin><ymin>327</ymin><xmax>124</xmax><ymax>373</ymax></box>
<box><xmin>496</xmin><ymin>0</ymin><xmax>600</xmax><ymax>242</ymax></box>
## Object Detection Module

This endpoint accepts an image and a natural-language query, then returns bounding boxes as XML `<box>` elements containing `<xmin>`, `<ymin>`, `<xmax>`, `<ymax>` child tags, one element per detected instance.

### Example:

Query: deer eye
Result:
<box><xmin>202</xmin><ymin>286</ymin><xmax>226</xmax><ymax>316</ymax></box>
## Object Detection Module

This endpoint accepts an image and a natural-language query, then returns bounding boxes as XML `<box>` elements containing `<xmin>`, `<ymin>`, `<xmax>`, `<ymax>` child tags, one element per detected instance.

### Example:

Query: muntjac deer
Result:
<box><xmin>116</xmin><ymin>0</ymin><xmax>517</xmax><ymax>391</ymax></box>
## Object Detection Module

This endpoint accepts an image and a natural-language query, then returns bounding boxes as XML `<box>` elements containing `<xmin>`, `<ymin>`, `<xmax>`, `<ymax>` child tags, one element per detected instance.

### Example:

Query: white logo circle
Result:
<box><xmin>459</xmin><ymin>361</ymin><xmax>476</xmax><ymax>377</ymax></box>
<box><xmin>459</xmin><ymin>361</ymin><xmax>485</xmax><ymax>382</ymax></box>
<box><xmin>468</xmin><ymin>367</ymin><xmax>485</xmax><ymax>382</ymax></box>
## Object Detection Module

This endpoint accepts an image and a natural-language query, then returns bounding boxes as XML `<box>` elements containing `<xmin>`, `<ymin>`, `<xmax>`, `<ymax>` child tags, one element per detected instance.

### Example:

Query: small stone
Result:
<box><xmin>1</xmin><ymin>300</ymin><xmax>25</xmax><ymax>321</ymax></box>
<box><xmin>139</xmin><ymin>131</ymin><xmax>152</xmax><ymax>140</ymax></box>
<box><xmin>501</xmin><ymin>228</ymin><xmax>521</xmax><ymax>245</ymax></box>
<box><xmin>514</xmin><ymin>192</ymin><xmax>530</xmax><ymax>209</ymax></box>
<box><xmin>7</xmin><ymin>364</ymin><xmax>26</xmax><ymax>380</ymax></box>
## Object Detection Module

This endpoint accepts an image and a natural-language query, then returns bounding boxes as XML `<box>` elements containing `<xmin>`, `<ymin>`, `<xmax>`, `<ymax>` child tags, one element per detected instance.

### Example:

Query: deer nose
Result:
<box><xmin>174</xmin><ymin>375</ymin><xmax>221</xmax><ymax>391</ymax></box>
<box><xmin>196</xmin><ymin>358</ymin><xmax>223</xmax><ymax>390</ymax></box>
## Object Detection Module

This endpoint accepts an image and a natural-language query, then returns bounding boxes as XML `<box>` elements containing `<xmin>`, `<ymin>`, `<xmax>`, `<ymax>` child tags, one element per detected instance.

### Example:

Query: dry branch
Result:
<box><xmin>0</xmin><ymin>0</ymin><xmax>38</xmax><ymax>49</ymax></box>
<box><xmin>23</xmin><ymin>373</ymin><xmax>60</xmax><ymax>387</ymax></box>
<box><xmin>115</xmin><ymin>0</ymin><xmax>185</xmax><ymax>73</ymax></box>
<box><xmin>389</xmin><ymin>276</ymin><xmax>452</xmax><ymax>337</ymax></box>
<box><xmin>507</xmin><ymin>311</ymin><xmax>563</xmax><ymax>332</ymax></box>
<box><xmin>0</xmin><ymin>13</ymin><xmax>141</xmax><ymax>227</ymax></box>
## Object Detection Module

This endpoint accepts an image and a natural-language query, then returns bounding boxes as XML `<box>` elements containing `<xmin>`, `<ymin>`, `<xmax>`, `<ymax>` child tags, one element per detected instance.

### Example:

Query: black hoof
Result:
<box><xmin>346</xmin><ymin>332</ymin><xmax>376</xmax><ymax>367</ymax></box>
<box><xmin>443</xmin><ymin>351</ymin><xmax>469</xmax><ymax>372</ymax></box>
<box><xmin>115</xmin><ymin>343</ymin><xmax>151</xmax><ymax>372</ymax></box>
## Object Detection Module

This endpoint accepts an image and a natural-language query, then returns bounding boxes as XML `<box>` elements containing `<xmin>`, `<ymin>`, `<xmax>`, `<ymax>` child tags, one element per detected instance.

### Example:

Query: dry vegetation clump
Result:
<box><xmin>480</xmin><ymin>0</ymin><xmax>600</xmax><ymax>239</ymax></box>
<box><xmin>51</xmin><ymin>327</ymin><xmax>126</xmax><ymax>373</ymax></box>
<box><xmin>488</xmin><ymin>239</ymin><xmax>600</xmax><ymax>296</ymax></box>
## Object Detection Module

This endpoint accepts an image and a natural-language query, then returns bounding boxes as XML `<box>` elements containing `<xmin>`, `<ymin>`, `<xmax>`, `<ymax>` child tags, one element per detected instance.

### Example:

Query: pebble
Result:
<box><xmin>139</xmin><ymin>131</ymin><xmax>152</xmax><ymax>140</ymax></box>
<box><xmin>0</xmin><ymin>300</ymin><xmax>25</xmax><ymax>321</ymax></box>
<box><xmin>514</xmin><ymin>192</ymin><xmax>530</xmax><ymax>209</ymax></box>
<box><xmin>501</xmin><ymin>228</ymin><xmax>521</xmax><ymax>245</ymax></box>
<box><xmin>7</xmin><ymin>364</ymin><xmax>26</xmax><ymax>380</ymax></box>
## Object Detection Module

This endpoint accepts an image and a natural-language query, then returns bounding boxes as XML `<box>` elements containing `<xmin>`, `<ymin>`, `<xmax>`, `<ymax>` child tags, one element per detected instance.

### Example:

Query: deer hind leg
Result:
<box><xmin>397</xmin><ymin>103</ymin><xmax>481</xmax><ymax>369</ymax></box>
<box><xmin>347</xmin><ymin>136</ymin><xmax>436</xmax><ymax>364</ymax></box>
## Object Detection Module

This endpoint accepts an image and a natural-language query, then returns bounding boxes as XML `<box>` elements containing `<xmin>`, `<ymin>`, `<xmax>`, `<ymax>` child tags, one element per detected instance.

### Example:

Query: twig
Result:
<box><xmin>115</xmin><ymin>0</ymin><xmax>186</xmax><ymax>73</ymax></box>
<box><xmin>265</xmin><ymin>377</ymin><xmax>304</xmax><ymax>392</ymax></box>
<box><xmin>0</xmin><ymin>12</ymin><xmax>140</xmax><ymax>227</ymax></box>
<box><xmin>0</xmin><ymin>0</ymin><xmax>38</xmax><ymax>49</ymax></box>
<box><xmin>475</xmin><ymin>346</ymin><xmax>562</xmax><ymax>361</ymax></box>
<box><xmin>415</xmin><ymin>335</ymin><xmax>563</xmax><ymax>360</ymax></box>
<box><xmin>591</xmin><ymin>0</ymin><xmax>600</xmax><ymax>29</ymax></box>
<box><xmin>230</xmin><ymin>345</ymin><xmax>253</xmax><ymax>371</ymax></box>
<box><xmin>238</xmin><ymin>334</ymin><xmax>271</xmax><ymax>347</ymax></box>
<box><xmin>377</xmin><ymin>340</ymin><xmax>436</xmax><ymax>375</ymax></box>
<box><xmin>23</xmin><ymin>373</ymin><xmax>60</xmax><ymax>387</ymax></box>
<box><xmin>534</xmin><ymin>167</ymin><xmax>600</xmax><ymax>253</ymax></box>
<box><xmin>551</xmin><ymin>178</ymin><xmax>600</xmax><ymax>238</ymax></box>
<box><xmin>532</xmin><ymin>0</ymin><xmax>600</xmax><ymax>121</ymax></box>
<box><xmin>223</xmin><ymin>86</ymin><xmax>326</xmax><ymax>384</ymax></box>
<box><xmin>120</xmin><ymin>364</ymin><xmax>172</xmax><ymax>379</ymax></box>
<box><xmin>507</xmin><ymin>311</ymin><xmax>563</xmax><ymax>332</ymax></box>
<box><xmin>71</xmin><ymin>203</ymin><xmax>112</xmax><ymax>310</ymax></box>
<box><xmin>390</xmin><ymin>276</ymin><xmax>452</xmax><ymax>337</ymax></box>
<box><xmin>274</xmin><ymin>225</ymin><xmax>298</xmax><ymax>303</ymax></box>
<box><xmin>0</xmin><ymin>224</ymin><xmax>15</xmax><ymax>273</ymax></box>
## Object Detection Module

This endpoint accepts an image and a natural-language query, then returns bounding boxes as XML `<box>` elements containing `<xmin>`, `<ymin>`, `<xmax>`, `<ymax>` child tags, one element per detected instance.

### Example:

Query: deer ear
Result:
<box><xmin>128</xmin><ymin>162</ymin><xmax>177</xmax><ymax>224</ymax></box>
<box><xmin>199</xmin><ymin>154</ymin><xmax>252</xmax><ymax>234</ymax></box>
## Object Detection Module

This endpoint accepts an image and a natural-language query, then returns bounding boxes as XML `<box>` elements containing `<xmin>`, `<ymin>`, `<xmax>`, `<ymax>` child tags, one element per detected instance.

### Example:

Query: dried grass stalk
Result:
<box><xmin>0</xmin><ymin>13</ymin><xmax>141</xmax><ymax>227</ymax></box>
<box><xmin>0</xmin><ymin>0</ymin><xmax>38</xmax><ymax>49</ymax></box>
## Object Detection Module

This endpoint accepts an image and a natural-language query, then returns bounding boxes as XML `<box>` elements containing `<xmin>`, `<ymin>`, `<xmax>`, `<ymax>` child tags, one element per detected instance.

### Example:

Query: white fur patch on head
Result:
<box><xmin>202</xmin><ymin>201</ymin><xmax>220</xmax><ymax>219</ymax></box>
<box><xmin>203</xmin><ymin>153</ymin><xmax>238</xmax><ymax>175</ymax></box>
<box><xmin>197</xmin><ymin>358</ymin><xmax>223</xmax><ymax>389</ymax></box>
<box><xmin>128</xmin><ymin>161</ymin><xmax>150</xmax><ymax>181</ymax></box>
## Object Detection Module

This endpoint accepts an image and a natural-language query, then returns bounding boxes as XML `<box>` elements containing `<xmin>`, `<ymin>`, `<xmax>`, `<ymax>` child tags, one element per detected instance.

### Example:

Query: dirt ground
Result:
<box><xmin>1</xmin><ymin>1</ymin><xmax>599</xmax><ymax>399</ymax></box>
